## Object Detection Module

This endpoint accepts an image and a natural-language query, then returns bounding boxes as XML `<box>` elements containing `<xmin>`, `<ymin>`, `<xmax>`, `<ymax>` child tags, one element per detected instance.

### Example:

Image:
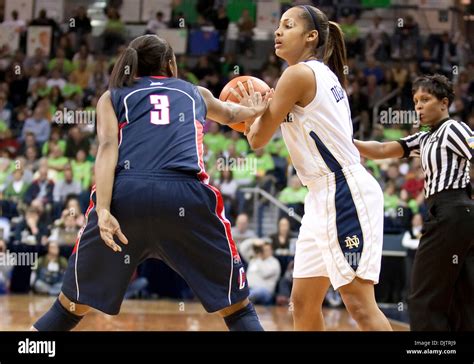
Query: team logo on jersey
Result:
<box><xmin>330</xmin><ymin>85</ymin><xmax>345</xmax><ymax>102</ymax></box>
<box><xmin>238</xmin><ymin>267</ymin><xmax>246</xmax><ymax>290</ymax></box>
<box><xmin>345</xmin><ymin>235</ymin><xmax>360</xmax><ymax>249</ymax></box>
<box><xmin>467</xmin><ymin>136</ymin><xmax>474</xmax><ymax>149</ymax></box>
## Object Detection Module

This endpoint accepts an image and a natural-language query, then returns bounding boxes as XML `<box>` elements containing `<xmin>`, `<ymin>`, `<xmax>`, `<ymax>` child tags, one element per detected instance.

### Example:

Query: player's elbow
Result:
<box><xmin>248</xmin><ymin>137</ymin><xmax>265</xmax><ymax>150</ymax></box>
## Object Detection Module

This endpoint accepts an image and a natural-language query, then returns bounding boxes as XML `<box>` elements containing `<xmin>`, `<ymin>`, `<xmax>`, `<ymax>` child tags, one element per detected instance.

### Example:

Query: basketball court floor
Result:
<box><xmin>0</xmin><ymin>295</ymin><xmax>409</xmax><ymax>331</ymax></box>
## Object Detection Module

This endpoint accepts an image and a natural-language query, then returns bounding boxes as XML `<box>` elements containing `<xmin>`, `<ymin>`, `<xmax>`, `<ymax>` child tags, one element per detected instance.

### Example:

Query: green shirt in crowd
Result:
<box><xmin>71</xmin><ymin>160</ymin><xmax>93</xmax><ymax>190</ymax></box>
<box><xmin>278</xmin><ymin>186</ymin><xmax>308</xmax><ymax>204</ymax></box>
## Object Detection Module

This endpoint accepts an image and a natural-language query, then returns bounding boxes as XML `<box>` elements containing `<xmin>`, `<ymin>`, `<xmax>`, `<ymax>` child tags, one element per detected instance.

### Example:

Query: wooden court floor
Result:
<box><xmin>0</xmin><ymin>295</ymin><xmax>408</xmax><ymax>331</ymax></box>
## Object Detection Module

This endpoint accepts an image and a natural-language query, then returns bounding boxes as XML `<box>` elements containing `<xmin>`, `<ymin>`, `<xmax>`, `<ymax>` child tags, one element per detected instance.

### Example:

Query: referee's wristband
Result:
<box><xmin>396</xmin><ymin>140</ymin><xmax>411</xmax><ymax>159</ymax></box>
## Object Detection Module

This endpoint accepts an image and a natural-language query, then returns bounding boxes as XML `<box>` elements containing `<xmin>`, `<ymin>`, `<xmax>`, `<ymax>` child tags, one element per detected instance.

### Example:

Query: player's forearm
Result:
<box><xmin>94</xmin><ymin>141</ymin><xmax>118</xmax><ymax>213</ymax></box>
<box><xmin>246</xmin><ymin>116</ymin><xmax>274</xmax><ymax>150</ymax></box>
<box><xmin>223</xmin><ymin>103</ymin><xmax>257</xmax><ymax>125</ymax></box>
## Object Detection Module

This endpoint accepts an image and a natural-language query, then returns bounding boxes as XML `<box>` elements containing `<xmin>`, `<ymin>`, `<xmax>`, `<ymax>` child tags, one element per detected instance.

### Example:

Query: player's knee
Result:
<box><xmin>59</xmin><ymin>292</ymin><xmax>91</xmax><ymax>316</ymax></box>
<box><xmin>342</xmin><ymin>294</ymin><xmax>371</xmax><ymax>324</ymax></box>
<box><xmin>291</xmin><ymin>293</ymin><xmax>316</xmax><ymax>315</ymax></box>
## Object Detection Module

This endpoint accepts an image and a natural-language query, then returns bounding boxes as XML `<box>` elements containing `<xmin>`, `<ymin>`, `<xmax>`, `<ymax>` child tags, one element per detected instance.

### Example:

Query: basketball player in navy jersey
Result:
<box><xmin>32</xmin><ymin>35</ymin><xmax>270</xmax><ymax>331</ymax></box>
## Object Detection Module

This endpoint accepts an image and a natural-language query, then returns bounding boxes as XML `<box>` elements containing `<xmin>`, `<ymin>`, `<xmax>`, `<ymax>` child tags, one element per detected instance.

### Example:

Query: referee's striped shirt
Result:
<box><xmin>398</xmin><ymin>118</ymin><xmax>474</xmax><ymax>198</ymax></box>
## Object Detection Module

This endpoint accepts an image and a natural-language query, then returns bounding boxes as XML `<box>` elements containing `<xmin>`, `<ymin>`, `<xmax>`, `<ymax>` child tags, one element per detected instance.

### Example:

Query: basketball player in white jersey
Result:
<box><xmin>231</xmin><ymin>5</ymin><xmax>392</xmax><ymax>330</ymax></box>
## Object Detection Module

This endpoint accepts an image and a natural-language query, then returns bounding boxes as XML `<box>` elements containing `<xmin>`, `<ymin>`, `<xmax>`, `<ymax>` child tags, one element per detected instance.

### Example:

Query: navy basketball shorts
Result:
<box><xmin>61</xmin><ymin>170</ymin><xmax>249</xmax><ymax>315</ymax></box>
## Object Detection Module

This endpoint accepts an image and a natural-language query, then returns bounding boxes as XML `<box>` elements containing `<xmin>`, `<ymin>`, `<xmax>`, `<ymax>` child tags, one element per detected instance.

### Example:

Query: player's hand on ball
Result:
<box><xmin>97</xmin><ymin>208</ymin><xmax>128</xmax><ymax>252</ymax></box>
<box><xmin>229</xmin><ymin>80</ymin><xmax>273</xmax><ymax>134</ymax></box>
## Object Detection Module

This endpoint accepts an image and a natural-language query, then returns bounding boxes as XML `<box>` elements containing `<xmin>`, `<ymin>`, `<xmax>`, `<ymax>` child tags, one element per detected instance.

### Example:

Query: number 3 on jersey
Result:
<box><xmin>150</xmin><ymin>95</ymin><xmax>170</xmax><ymax>125</ymax></box>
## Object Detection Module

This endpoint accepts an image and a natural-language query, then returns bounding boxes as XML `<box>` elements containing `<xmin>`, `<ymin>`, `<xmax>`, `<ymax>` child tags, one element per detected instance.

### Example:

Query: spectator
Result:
<box><xmin>87</xmin><ymin>59</ymin><xmax>109</xmax><ymax>92</ymax></box>
<box><xmin>217</xmin><ymin>169</ymin><xmax>238</xmax><ymax>221</ymax></box>
<box><xmin>69</xmin><ymin>59</ymin><xmax>91</xmax><ymax>90</ymax></box>
<box><xmin>0</xmin><ymin>92</ymin><xmax>12</xmax><ymax>129</ymax></box>
<box><xmin>203</xmin><ymin>121</ymin><xmax>226</xmax><ymax>154</ymax></box>
<box><xmin>401</xmin><ymin>213</ymin><xmax>422</xmax><ymax>302</ymax></box>
<box><xmin>69</xmin><ymin>6</ymin><xmax>92</xmax><ymax>48</ymax></box>
<box><xmin>124</xmin><ymin>270</ymin><xmax>149</xmax><ymax>299</ymax></box>
<box><xmin>247</xmin><ymin>147</ymin><xmax>275</xmax><ymax>183</ymax></box>
<box><xmin>53</xmin><ymin>164</ymin><xmax>81</xmax><ymax>204</ymax></box>
<box><xmin>146</xmin><ymin>11</ymin><xmax>168</xmax><ymax>34</ymax></box>
<box><xmin>21</xmin><ymin>107</ymin><xmax>51</xmax><ymax>145</ymax></box>
<box><xmin>269</xmin><ymin>217</ymin><xmax>293</xmax><ymax>256</ymax></box>
<box><xmin>247</xmin><ymin>240</ymin><xmax>281</xmax><ymax>305</ymax></box>
<box><xmin>278</xmin><ymin>175</ymin><xmax>307</xmax><ymax>206</ymax></box>
<box><xmin>432</xmin><ymin>32</ymin><xmax>458</xmax><ymax>77</ymax></box>
<box><xmin>231</xmin><ymin>213</ymin><xmax>256</xmax><ymax>247</ymax></box>
<box><xmin>3</xmin><ymin>169</ymin><xmax>30</xmax><ymax>206</ymax></box>
<box><xmin>46</xmin><ymin>67</ymin><xmax>67</xmax><ymax>89</ymax></box>
<box><xmin>72</xmin><ymin>44</ymin><xmax>95</xmax><ymax>68</ymax></box>
<box><xmin>278</xmin><ymin>175</ymin><xmax>307</xmax><ymax>228</ymax></box>
<box><xmin>0</xmin><ymin>239</ymin><xmax>12</xmax><ymax>294</ymax></box>
<box><xmin>24</xmin><ymin>164</ymin><xmax>54</xmax><ymax>205</ymax></box>
<box><xmin>237</xmin><ymin>9</ymin><xmax>255</xmax><ymax>56</ymax></box>
<box><xmin>48</xmin><ymin>213</ymin><xmax>79</xmax><ymax>247</ymax></box>
<box><xmin>42</xmin><ymin>128</ymin><xmax>66</xmax><ymax>157</ymax></box>
<box><xmin>60</xmin><ymin>197</ymin><xmax>85</xmax><ymax>227</ymax></box>
<box><xmin>2</xmin><ymin>10</ymin><xmax>27</xmax><ymax>37</ymax></box>
<box><xmin>65</xmin><ymin>126</ymin><xmax>90</xmax><ymax>159</ymax></box>
<box><xmin>47</xmin><ymin>143</ymin><xmax>69</xmax><ymax>181</ymax></box>
<box><xmin>71</xmin><ymin>149</ymin><xmax>92</xmax><ymax>190</ymax></box>
<box><xmin>24</xmin><ymin>146</ymin><xmax>40</xmax><ymax>173</ymax></box>
<box><xmin>275</xmin><ymin>260</ymin><xmax>294</xmax><ymax>306</ymax></box>
<box><xmin>102</xmin><ymin>7</ymin><xmax>126</xmax><ymax>55</ymax></box>
<box><xmin>13</xmin><ymin>206</ymin><xmax>49</xmax><ymax>246</ymax></box>
<box><xmin>31</xmin><ymin>242</ymin><xmax>68</xmax><ymax>295</ymax></box>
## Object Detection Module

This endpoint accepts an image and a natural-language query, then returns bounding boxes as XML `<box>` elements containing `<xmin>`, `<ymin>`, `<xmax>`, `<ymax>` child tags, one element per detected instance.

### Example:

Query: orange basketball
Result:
<box><xmin>219</xmin><ymin>76</ymin><xmax>271</xmax><ymax>133</ymax></box>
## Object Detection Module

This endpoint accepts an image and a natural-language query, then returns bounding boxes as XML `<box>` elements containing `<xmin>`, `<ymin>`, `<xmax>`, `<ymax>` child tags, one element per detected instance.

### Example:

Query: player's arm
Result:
<box><xmin>197</xmin><ymin>86</ymin><xmax>267</xmax><ymax>126</ymax></box>
<box><xmin>95</xmin><ymin>91</ymin><xmax>118</xmax><ymax>214</ymax></box>
<box><xmin>244</xmin><ymin>64</ymin><xmax>310</xmax><ymax>150</ymax></box>
<box><xmin>353</xmin><ymin>139</ymin><xmax>404</xmax><ymax>159</ymax></box>
<box><xmin>95</xmin><ymin>91</ymin><xmax>128</xmax><ymax>252</ymax></box>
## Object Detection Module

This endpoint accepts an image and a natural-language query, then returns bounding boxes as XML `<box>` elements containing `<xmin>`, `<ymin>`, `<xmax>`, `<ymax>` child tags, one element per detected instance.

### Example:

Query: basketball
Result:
<box><xmin>219</xmin><ymin>76</ymin><xmax>271</xmax><ymax>132</ymax></box>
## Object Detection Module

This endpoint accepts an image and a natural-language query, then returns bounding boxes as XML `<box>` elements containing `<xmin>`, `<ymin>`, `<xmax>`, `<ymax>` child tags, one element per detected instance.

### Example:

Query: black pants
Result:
<box><xmin>409</xmin><ymin>188</ymin><xmax>474</xmax><ymax>331</ymax></box>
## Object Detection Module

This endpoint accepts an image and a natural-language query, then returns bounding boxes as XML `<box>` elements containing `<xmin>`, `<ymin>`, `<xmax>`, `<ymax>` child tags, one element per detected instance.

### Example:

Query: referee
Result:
<box><xmin>355</xmin><ymin>74</ymin><xmax>474</xmax><ymax>331</ymax></box>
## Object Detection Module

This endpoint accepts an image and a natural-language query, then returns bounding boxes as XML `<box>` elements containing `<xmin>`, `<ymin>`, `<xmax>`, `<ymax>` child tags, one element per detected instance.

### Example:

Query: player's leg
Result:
<box><xmin>152</xmin><ymin>178</ymin><xmax>263</xmax><ymax>331</ymax></box>
<box><xmin>32</xmin><ymin>179</ymin><xmax>149</xmax><ymax>331</ymax></box>
<box><xmin>338</xmin><ymin>277</ymin><xmax>392</xmax><ymax>330</ymax></box>
<box><xmin>31</xmin><ymin>292</ymin><xmax>91</xmax><ymax>331</ymax></box>
<box><xmin>291</xmin><ymin>277</ymin><xmax>331</xmax><ymax>330</ymax></box>
<box><xmin>330</xmin><ymin>167</ymin><xmax>391</xmax><ymax>330</ymax></box>
<box><xmin>291</xmin><ymin>189</ymin><xmax>331</xmax><ymax>330</ymax></box>
<box><xmin>216</xmin><ymin>298</ymin><xmax>263</xmax><ymax>331</ymax></box>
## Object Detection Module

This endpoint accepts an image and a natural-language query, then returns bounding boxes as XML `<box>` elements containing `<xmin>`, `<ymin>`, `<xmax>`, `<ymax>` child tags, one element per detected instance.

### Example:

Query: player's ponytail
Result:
<box><xmin>109</xmin><ymin>35</ymin><xmax>175</xmax><ymax>89</ymax></box>
<box><xmin>109</xmin><ymin>47</ymin><xmax>138</xmax><ymax>88</ymax></box>
<box><xmin>298</xmin><ymin>6</ymin><xmax>348</xmax><ymax>90</ymax></box>
<box><xmin>323</xmin><ymin>21</ymin><xmax>348</xmax><ymax>90</ymax></box>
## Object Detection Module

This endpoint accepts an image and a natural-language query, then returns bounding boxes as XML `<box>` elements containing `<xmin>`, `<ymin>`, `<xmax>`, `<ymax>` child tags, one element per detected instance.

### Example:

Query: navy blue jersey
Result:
<box><xmin>110</xmin><ymin>76</ymin><xmax>208</xmax><ymax>179</ymax></box>
<box><xmin>60</xmin><ymin>78</ymin><xmax>249</xmax><ymax>316</ymax></box>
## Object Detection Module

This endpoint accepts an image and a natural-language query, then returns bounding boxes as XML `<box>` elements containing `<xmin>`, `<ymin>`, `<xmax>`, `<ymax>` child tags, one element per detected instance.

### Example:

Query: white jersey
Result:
<box><xmin>281</xmin><ymin>60</ymin><xmax>360</xmax><ymax>185</ymax></box>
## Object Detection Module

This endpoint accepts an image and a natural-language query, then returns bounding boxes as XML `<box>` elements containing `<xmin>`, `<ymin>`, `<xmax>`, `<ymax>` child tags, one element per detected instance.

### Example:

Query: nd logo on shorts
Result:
<box><xmin>238</xmin><ymin>267</ymin><xmax>246</xmax><ymax>290</ymax></box>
